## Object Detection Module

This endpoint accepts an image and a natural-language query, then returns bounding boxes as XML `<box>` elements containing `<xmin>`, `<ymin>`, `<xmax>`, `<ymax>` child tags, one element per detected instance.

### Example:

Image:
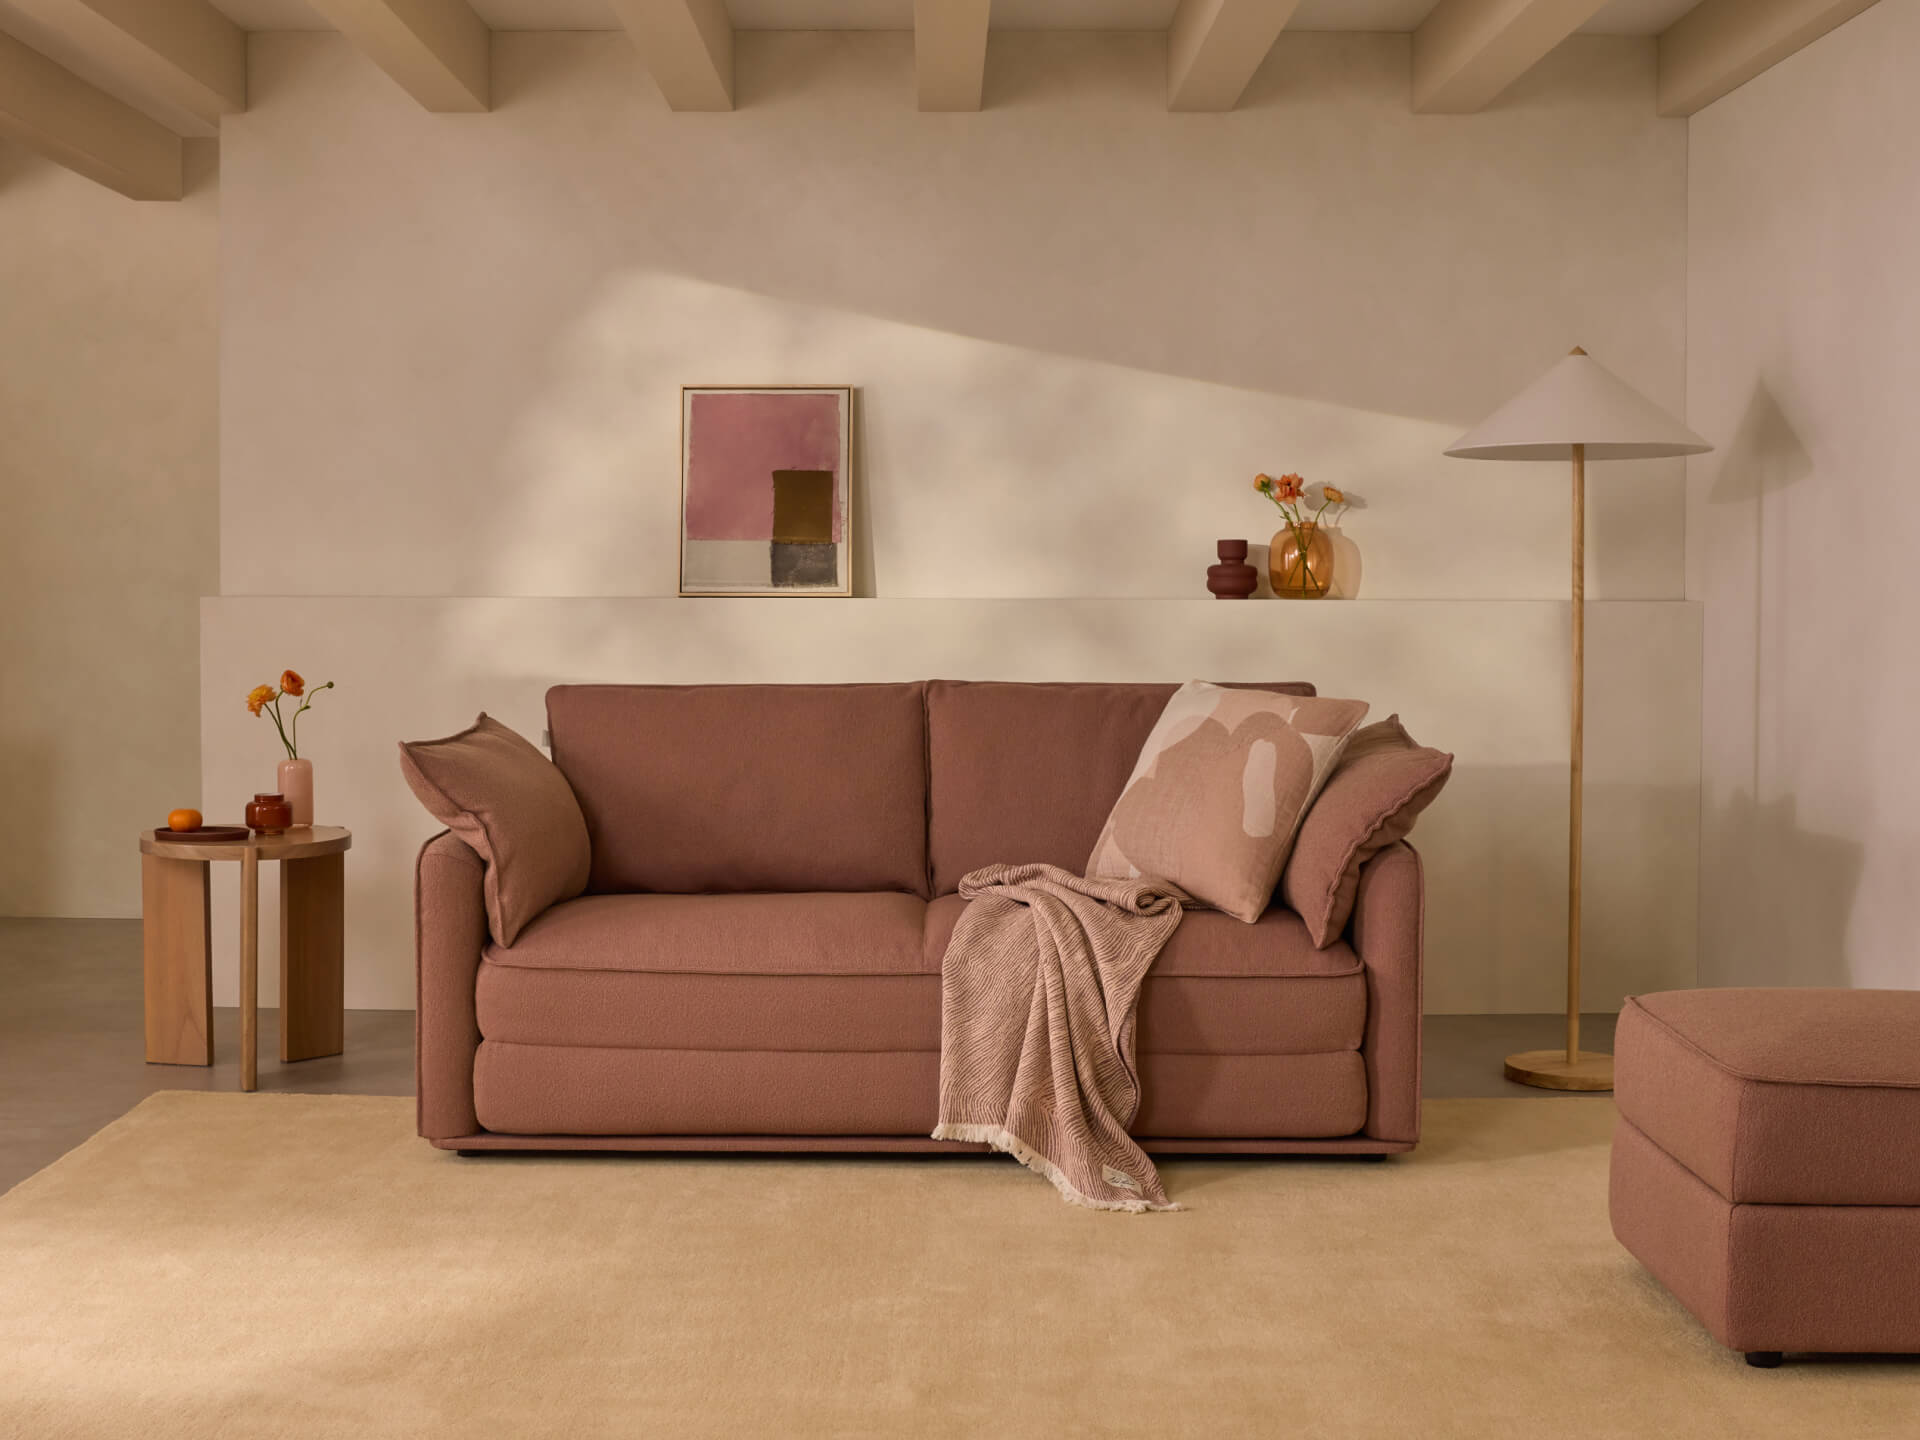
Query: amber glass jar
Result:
<box><xmin>245</xmin><ymin>793</ymin><xmax>293</xmax><ymax>834</ymax></box>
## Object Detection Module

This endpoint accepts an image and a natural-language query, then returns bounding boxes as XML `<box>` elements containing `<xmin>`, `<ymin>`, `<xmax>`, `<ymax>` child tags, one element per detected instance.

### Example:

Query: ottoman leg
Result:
<box><xmin>1745</xmin><ymin>1352</ymin><xmax>1784</xmax><ymax>1369</ymax></box>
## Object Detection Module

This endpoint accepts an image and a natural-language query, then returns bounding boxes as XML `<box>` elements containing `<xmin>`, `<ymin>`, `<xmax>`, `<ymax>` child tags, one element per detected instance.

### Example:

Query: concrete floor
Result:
<box><xmin>0</xmin><ymin>916</ymin><xmax>1614</xmax><ymax>1195</ymax></box>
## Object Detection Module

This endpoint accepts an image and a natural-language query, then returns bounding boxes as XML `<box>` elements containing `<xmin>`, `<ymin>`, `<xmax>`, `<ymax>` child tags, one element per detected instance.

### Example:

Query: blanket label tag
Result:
<box><xmin>1102</xmin><ymin>1165</ymin><xmax>1142</xmax><ymax>1194</ymax></box>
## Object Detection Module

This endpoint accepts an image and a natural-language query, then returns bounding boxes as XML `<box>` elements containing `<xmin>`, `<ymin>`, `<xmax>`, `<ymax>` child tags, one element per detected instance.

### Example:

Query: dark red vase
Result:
<box><xmin>1207</xmin><ymin>540</ymin><xmax>1259</xmax><ymax>599</ymax></box>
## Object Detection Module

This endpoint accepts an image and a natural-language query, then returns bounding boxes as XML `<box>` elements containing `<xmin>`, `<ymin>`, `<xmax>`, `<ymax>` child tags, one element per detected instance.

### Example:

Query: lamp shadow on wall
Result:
<box><xmin>1421</xmin><ymin>766</ymin><xmax>1701</xmax><ymax>1013</ymax></box>
<box><xmin>1709</xmin><ymin>381</ymin><xmax>1815</xmax><ymax>797</ymax></box>
<box><xmin>1697</xmin><ymin>383</ymin><xmax>1862</xmax><ymax>986</ymax></box>
<box><xmin>1698</xmin><ymin>793</ymin><xmax>1862</xmax><ymax>990</ymax></box>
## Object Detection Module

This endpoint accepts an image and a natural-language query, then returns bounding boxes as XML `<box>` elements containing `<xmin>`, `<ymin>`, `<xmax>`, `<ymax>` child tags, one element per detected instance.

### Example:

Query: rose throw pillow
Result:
<box><xmin>399</xmin><ymin>713</ymin><xmax>591</xmax><ymax>948</ymax></box>
<box><xmin>1280</xmin><ymin>715</ymin><xmax>1453</xmax><ymax>947</ymax></box>
<box><xmin>1086</xmin><ymin>682</ymin><xmax>1369</xmax><ymax>923</ymax></box>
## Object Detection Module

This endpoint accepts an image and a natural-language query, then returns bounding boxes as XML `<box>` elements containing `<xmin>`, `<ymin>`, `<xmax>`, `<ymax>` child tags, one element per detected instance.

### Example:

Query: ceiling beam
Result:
<box><xmin>1</xmin><ymin>0</ymin><xmax>244</xmax><ymax>132</ymax></box>
<box><xmin>914</xmin><ymin>0</ymin><xmax>989</xmax><ymax>112</ymax></box>
<box><xmin>301</xmin><ymin>0</ymin><xmax>490</xmax><ymax>112</ymax></box>
<box><xmin>1412</xmin><ymin>0</ymin><xmax>1612</xmax><ymax>114</ymax></box>
<box><xmin>1167</xmin><ymin>0</ymin><xmax>1302</xmax><ymax>113</ymax></box>
<box><xmin>607</xmin><ymin>0</ymin><xmax>733</xmax><ymax>112</ymax></box>
<box><xmin>1657</xmin><ymin>0</ymin><xmax>1882</xmax><ymax>117</ymax></box>
<box><xmin>0</xmin><ymin>29</ymin><xmax>181</xmax><ymax>198</ymax></box>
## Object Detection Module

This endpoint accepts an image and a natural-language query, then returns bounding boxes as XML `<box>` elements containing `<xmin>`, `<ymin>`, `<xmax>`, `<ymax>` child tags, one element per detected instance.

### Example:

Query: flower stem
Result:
<box><xmin>288</xmin><ymin>680</ymin><xmax>332</xmax><ymax>759</ymax></box>
<box><xmin>266</xmin><ymin>696</ymin><xmax>295</xmax><ymax>762</ymax></box>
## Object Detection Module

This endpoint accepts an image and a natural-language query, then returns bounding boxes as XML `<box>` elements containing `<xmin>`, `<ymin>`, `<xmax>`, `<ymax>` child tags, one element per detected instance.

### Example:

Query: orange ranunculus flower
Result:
<box><xmin>1254</xmin><ymin>473</ymin><xmax>1274</xmax><ymax>493</ymax></box>
<box><xmin>280</xmin><ymin>669</ymin><xmax>305</xmax><ymax>698</ymax></box>
<box><xmin>1321</xmin><ymin>485</ymin><xmax>1345</xmax><ymax>504</ymax></box>
<box><xmin>247</xmin><ymin>684</ymin><xmax>276</xmax><ymax>716</ymax></box>
<box><xmin>1274</xmin><ymin>473</ymin><xmax>1305</xmax><ymax>502</ymax></box>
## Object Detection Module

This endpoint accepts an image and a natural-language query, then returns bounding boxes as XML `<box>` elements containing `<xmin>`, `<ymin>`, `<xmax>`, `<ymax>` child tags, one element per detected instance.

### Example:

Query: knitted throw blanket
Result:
<box><xmin>931</xmin><ymin>863</ymin><xmax>1185</xmax><ymax>1212</ymax></box>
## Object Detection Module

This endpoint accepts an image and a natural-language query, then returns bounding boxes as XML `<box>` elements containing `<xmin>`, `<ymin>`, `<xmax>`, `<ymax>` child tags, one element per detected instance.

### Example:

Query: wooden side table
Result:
<box><xmin>139</xmin><ymin>826</ymin><xmax>352</xmax><ymax>1092</ymax></box>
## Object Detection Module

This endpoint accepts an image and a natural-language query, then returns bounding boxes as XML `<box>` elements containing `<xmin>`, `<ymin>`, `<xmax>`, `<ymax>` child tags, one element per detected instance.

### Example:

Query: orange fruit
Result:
<box><xmin>167</xmin><ymin>808</ymin><xmax>203</xmax><ymax>832</ymax></box>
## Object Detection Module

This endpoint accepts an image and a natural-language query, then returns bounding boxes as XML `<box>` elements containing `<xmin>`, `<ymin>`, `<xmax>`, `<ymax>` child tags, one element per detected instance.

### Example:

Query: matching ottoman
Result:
<box><xmin>1610</xmin><ymin>988</ymin><xmax>1920</xmax><ymax>1366</ymax></box>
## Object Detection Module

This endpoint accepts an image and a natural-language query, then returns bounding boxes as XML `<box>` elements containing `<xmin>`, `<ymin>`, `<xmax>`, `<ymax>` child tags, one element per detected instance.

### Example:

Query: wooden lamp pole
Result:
<box><xmin>1502</xmin><ymin>437</ymin><xmax>1610</xmax><ymax>1090</ymax></box>
<box><xmin>1568</xmin><ymin>439</ymin><xmax>1584</xmax><ymax>1068</ymax></box>
<box><xmin>1444</xmin><ymin>346</ymin><xmax>1710</xmax><ymax>1094</ymax></box>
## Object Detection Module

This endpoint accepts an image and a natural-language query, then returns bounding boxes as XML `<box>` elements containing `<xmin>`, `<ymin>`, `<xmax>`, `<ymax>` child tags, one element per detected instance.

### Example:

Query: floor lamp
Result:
<box><xmin>1446</xmin><ymin>348</ymin><xmax>1710</xmax><ymax>1091</ymax></box>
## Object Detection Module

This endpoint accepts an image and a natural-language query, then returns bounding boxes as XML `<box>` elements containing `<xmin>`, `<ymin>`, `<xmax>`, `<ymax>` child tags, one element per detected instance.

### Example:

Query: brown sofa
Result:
<box><xmin>416</xmin><ymin>681</ymin><xmax>1425</xmax><ymax>1155</ymax></box>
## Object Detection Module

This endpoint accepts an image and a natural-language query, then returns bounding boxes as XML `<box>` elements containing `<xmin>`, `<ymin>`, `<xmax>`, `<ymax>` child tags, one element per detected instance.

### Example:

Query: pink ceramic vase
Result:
<box><xmin>277</xmin><ymin>757</ymin><xmax>313</xmax><ymax>827</ymax></box>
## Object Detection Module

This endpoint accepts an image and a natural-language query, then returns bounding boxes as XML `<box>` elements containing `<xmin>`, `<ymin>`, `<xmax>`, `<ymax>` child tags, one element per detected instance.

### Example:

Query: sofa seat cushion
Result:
<box><xmin>1615</xmin><ymin>988</ymin><xmax>1920</xmax><ymax>1206</ymax></box>
<box><xmin>478</xmin><ymin>892</ymin><xmax>933</xmax><ymax>1052</ymax></box>
<box><xmin>923</xmin><ymin>895</ymin><xmax>1365</xmax><ymax>1056</ymax></box>
<box><xmin>490</xmin><ymin>891</ymin><xmax>931</xmax><ymax>975</ymax></box>
<box><xmin>478</xmin><ymin>892</ymin><xmax>1366</xmax><ymax>1063</ymax></box>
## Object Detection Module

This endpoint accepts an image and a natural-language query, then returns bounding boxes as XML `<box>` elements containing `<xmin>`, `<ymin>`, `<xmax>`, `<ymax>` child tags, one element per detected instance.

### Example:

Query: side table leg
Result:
<box><xmin>280</xmin><ymin>852</ymin><xmax>345</xmax><ymax>1062</ymax></box>
<box><xmin>241</xmin><ymin>846</ymin><xmax>259</xmax><ymax>1092</ymax></box>
<box><xmin>142</xmin><ymin>854</ymin><xmax>213</xmax><ymax>1066</ymax></box>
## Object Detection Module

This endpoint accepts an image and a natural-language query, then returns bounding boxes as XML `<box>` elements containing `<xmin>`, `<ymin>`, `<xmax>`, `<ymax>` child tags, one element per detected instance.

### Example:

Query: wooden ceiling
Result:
<box><xmin>0</xmin><ymin>0</ymin><xmax>1885</xmax><ymax>200</ymax></box>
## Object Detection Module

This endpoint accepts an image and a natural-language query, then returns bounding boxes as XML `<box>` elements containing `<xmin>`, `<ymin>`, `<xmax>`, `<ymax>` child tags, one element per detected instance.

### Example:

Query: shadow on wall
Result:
<box><xmin>1421</xmin><ymin>766</ymin><xmax>1700</xmax><ymax>1013</ymax></box>
<box><xmin>0</xmin><ymin>736</ymin><xmax>54</xmax><ymax>914</ymax></box>
<box><xmin>478</xmin><ymin>272</ymin><xmax>1544</xmax><ymax>606</ymax></box>
<box><xmin>1708</xmin><ymin>380</ymin><xmax>1816</xmax><ymax>792</ymax></box>
<box><xmin>182</xmin><ymin>139</ymin><xmax>218</xmax><ymax>200</ymax></box>
<box><xmin>849</xmin><ymin>389</ymin><xmax>877</xmax><ymax>596</ymax></box>
<box><xmin>1697</xmin><ymin>383</ymin><xmax>1871</xmax><ymax>988</ymax></box>
<box><xmin>1708</xmin><ymin>381</ymin><xmax>1815</xmax><ymax>508</ymax></box>
<box><xmin>1698</xmin><ymin>791</ymin><xmax>1862</xmax><ymax>989</ymax></box>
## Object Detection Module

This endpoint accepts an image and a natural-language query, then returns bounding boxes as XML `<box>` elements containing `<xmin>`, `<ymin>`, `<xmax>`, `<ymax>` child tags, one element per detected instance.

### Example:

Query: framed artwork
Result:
<box><xmin>679</xmin><ymin>385</ymin><xmax>853</xmax><ymax>597</ymax></box>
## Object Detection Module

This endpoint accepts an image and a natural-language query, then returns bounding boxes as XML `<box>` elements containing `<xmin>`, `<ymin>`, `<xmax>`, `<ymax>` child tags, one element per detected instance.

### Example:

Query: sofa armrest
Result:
<box><xmin>1349</xmin><ymin>840</ymin><xmax>1424</xmax><ymax>1144</ymax></box>
<box><xmin>416</xmin><ymin>829</ymin><xmax>486</xmax><ymax>1140</ymax></box>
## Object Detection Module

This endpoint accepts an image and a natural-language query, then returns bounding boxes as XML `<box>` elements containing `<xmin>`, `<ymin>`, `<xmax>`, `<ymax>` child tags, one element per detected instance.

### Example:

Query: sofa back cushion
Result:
<box><xmin>926</xmin><ymin>681</ymin><xmax>1315</xmax><ymax>895</ymax></box>
<box><xmin>547</xmin><ymin>683</ymin><xmax>929</xmax><ymax>897</ymax></box>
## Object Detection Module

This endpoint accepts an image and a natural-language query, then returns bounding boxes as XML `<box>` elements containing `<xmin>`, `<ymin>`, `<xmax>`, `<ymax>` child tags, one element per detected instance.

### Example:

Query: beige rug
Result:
<box><xmin>2</xmin><ymin>1094</ymin><xmax>1914</xmax><ymax>1438</ymax></box>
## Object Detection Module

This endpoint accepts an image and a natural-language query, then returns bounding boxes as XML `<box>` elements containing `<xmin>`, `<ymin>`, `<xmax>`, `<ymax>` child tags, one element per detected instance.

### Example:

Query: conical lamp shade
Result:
<box><xmin>1446</xmin><ymin>349</ymin><xmax>1710</xmax><ymax>462</ymax></box>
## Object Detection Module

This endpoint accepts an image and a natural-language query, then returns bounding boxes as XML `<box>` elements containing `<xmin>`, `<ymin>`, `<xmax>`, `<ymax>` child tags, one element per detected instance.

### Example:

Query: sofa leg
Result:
<box><xmin>1744</xmin><ymin>1351</ymin><xmax>1784</xmax><ymax>1369</ymax></box>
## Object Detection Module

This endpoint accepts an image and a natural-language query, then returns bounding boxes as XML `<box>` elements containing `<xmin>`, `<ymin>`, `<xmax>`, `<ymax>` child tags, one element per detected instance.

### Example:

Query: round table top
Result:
<box><xmin>140</xmin><ymin>825</ymin><xmax>353</xmax><ymax>862</ymax></box>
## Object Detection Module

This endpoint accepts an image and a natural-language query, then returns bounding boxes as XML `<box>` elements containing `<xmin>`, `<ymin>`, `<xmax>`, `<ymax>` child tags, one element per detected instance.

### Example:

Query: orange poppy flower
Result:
<box><xmin>247</xmin><ymin>684</ymin><xmax>276</xmax><ymax>716</ymax></box>
<box><xmin>1321</xmin><ymin>485</ymin><xmax>1345</xmax><ymax>504</ymax></box>
<box><xmin>280</xmin><ymin>670</ymin><xmax>305</xmax><ymax>698</ymax></box>
<box><xmin>1274</xmin><ymin>473</ymin><xmax>1305</xmax><ymax>502</ymax></box>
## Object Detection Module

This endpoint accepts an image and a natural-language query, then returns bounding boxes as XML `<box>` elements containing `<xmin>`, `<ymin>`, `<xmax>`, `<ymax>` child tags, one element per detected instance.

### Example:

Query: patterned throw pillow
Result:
<box><xmin>1085</xmin><ymin>682</ymin><xmax>1370</xmax><ymax>923</ymax></box>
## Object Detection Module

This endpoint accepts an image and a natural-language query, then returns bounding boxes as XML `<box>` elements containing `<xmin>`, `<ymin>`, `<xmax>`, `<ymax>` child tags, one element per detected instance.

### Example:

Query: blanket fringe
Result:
<box><xmin>932</xmin><ymin>1123</ymin><xmax>1182</xmax><ymax>1214</ymax></box>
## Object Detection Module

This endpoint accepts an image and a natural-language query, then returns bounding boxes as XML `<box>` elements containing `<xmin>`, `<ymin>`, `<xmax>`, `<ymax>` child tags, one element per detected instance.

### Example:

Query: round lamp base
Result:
<box><xmin>1504</xmin><ymin>1049</ymin><xmax>1614</xmax><ymax>1092</ymax></box>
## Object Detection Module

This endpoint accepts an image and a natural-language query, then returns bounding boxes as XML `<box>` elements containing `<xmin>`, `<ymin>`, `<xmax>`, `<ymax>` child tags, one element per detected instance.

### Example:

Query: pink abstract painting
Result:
<box><xmin>680</xmin><ymin>387</ymin><xmax>851</xmax><ymax>596</ymax></box>
<box><xmin>684</xmin><ymin>392</ymin><xmax>844</xmax><ymax>542</ymax></box>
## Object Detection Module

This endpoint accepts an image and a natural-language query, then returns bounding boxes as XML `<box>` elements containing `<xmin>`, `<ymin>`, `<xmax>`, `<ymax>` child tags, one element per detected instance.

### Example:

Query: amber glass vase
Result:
<box><xmin>1270</xmin><ymin>522</ymin><xmax>1334</xmax><ymax>599</ymax></box>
